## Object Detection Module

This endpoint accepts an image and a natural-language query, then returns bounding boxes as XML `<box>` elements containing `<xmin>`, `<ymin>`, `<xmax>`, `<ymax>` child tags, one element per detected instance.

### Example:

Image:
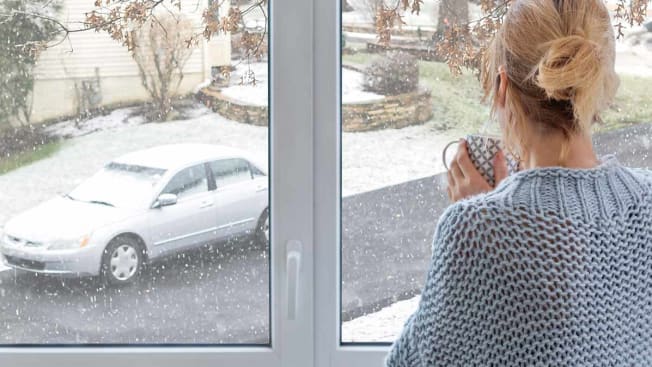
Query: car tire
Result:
<box><xmin>254</xmin><ymin>208</ymin><xmax>269</xmax><ymax>250</ymax></box>
<box><xmin>100</xmin><ymin>236</ymin><xmax>144</xmax><ymax>286</ymax></box>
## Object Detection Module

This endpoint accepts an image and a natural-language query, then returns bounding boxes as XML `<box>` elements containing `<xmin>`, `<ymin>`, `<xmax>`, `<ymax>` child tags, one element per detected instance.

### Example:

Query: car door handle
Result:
<box><xmin>199</xmin><ymin>200</ymin><xmax>214</xmax><ymax>208</ymax></box>
<box><xmin>256</xmin><ymin>186</ymin><xmax>267</xmax><ymax>192</ymax></box>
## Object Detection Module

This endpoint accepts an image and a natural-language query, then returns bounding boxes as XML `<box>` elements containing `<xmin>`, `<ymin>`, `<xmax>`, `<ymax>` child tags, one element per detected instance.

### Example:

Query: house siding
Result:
<box><xmin>30</xmin><ymin>0</ymin><xmax>230</xmax><ymax>123</ymax></box>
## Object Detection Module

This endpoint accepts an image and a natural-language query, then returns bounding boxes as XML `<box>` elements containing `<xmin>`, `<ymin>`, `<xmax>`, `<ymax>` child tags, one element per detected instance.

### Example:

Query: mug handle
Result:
<box><xmin>442</xmin><ymin>140</ymin><xmax>460</xmax><ymax>171</ymax></box>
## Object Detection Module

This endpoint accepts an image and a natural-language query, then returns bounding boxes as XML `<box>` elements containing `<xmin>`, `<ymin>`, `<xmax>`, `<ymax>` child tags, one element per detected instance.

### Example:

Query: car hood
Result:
<box><xmin>3</xmin><ymin>196</ymin><xmax>138</xmax><ymax>243</ymax></box>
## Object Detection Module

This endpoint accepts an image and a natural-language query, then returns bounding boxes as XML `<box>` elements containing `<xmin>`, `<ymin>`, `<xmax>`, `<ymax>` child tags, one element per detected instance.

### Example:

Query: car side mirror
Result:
<box><xmin>155</xmin><ymin>193</ymin><xmax>178</xmax><ymax>208</ymax></box>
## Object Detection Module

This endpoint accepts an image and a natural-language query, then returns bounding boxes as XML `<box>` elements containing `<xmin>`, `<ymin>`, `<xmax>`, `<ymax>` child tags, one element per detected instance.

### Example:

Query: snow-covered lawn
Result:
<box><xmin>0</xmin><ymin>103</ymin><xmax>453</xmax><ymax>225</ymax></box>
<box><xmin>343</xmin><ymin>121</ymin><xmax>454</xmax><ymax>196</ymax></box>
<box><xmin>221</xmin><ymin>62</ymin><xmax>385</xmax><ymax>106</ymax></box>
<box><xmin>342</xmin><ymin>295</ymin><xmax>419</xmax><ymax>343</ymax></box>
<box><xmin>0</xmin><ymin>105</ymin><xmax>266</xmax><ymax>226</ymax></box>
<box><xmin>615</xmin><ymin>36</ymin><xmax>652</xmax><ymax>77</ymax></box>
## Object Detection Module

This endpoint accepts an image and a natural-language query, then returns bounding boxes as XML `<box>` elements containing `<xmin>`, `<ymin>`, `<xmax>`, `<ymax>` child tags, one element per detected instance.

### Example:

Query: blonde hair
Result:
<box><xmin>482</xmin><ymin>0</ymin><xmax>620</xmax><ymax>159</ymax></box>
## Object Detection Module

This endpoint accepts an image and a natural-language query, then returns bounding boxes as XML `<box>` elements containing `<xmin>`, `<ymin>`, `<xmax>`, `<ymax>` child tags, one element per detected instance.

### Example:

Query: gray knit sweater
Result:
<box><xmin>386</xmin><ymin>156</ymin><xmax>652</xmax><ymax>366</ymax></box>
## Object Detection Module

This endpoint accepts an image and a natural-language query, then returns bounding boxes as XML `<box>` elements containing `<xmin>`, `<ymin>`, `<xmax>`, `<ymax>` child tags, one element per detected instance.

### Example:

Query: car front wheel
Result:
<box><xmin>100</xmin><ymin>236</ymin><xmax>144</xmax><ymax>286</ymax></box>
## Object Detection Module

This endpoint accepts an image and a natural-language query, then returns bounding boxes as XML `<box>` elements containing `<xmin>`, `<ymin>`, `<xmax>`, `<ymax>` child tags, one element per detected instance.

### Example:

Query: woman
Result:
<box><xmin>387</xmin><ymin>0</ymin><xmax>652</xmax><ymax>366</ymax></box>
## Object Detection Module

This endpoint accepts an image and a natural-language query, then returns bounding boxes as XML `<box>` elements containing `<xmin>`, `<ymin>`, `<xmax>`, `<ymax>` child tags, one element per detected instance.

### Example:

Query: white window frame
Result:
<box><xmin>313</xmin><ymin>0</ymin><xmax>391</xmax><ymax>365</ymax></box>
<box><xmin>0</xmin><ymin>0</ymin><xmax>314</xmax><ymax>365</ymax></box>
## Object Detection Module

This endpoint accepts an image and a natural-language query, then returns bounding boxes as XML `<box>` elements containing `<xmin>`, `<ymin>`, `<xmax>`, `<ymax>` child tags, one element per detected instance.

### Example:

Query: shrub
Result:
<box><xmin>0</xmin><ymin>126</ymin><xmax>55</xmax><ymax>161</ymax></box>
<box><xmin>132</xmin><ymin>15</ymin><xmax>195</xmax><ymax>121</ymax></box>
<box><xmin>0</xmin><ymin>0</ymin><xmax>61</xmax><ymax>127</ymax></box>
<box><xmin>363</xmin><ymin>51</ymin><xmax>419</xmax><ymax>95</ymax></box>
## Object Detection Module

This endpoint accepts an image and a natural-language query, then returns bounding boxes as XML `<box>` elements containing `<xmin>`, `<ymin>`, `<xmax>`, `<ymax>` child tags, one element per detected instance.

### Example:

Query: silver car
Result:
<box><xmin>0</xmin><ymin>144</ymin><xmax>269</xmax><ymax>285</ymax></box>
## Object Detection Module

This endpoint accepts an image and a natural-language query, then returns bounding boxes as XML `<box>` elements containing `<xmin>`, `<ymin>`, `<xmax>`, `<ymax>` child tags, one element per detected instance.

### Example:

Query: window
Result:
<box><xmin>326</xmin><ymin>1</ymin><xmax>652</xmax><ymax>366</ymax></box>
<box><xmin>2</xmin><ymin>0</ymin><xmax>651</xmax><ymax>366</ymax></box>
<box><xmin>0</xmin><ymin>0</ymin><xmax>278</xmax><ymax>351</ymax></box>
<box><xmin>210</xmin><ymin>159</ymin><xmax>252</xmax><ymax>187</ymax></box>
<box><xmin>0</xmin><ymin>0</ymin><xmax>318</xmax><ymax>364</ymax></box>
<box><xmin>162</xmin><ymin>164</ymin><xmax>210</xmax><ymax>199</ymax></box>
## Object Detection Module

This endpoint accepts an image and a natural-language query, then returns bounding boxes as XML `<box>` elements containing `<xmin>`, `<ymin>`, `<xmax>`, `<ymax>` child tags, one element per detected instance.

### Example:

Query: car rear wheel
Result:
<box><xmin>255</xmin><ymin>208</ymin><xmax>269</xmax><ymax>250</ymax></box>
<box><xmin>101</xmin><ymin>236</ymin><xmax>144</xmax><ymax>286</ymax></box>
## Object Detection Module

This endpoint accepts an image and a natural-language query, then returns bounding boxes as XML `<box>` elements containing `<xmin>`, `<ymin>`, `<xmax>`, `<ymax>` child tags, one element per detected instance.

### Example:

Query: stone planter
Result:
<box><xmin>342</xmin><ymin>88</ymin><xmax>433</xmax><ymax>132</ymax></box>
<box><xmin>197</xmin><ymin>87</ymin><xmax>268</xmax><ymax>126</ymax></box>
<box><xmin>198</xmin><ymin>86</ymin><xmax>433</xmax><ymax>132</ymax></box>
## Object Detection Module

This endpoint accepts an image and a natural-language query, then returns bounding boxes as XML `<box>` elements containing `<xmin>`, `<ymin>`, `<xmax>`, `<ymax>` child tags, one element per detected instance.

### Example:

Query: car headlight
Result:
<box><xmin>47</xmin><ymin>234</ymin><xmax>91</xmax><ymax>250</ymax></box>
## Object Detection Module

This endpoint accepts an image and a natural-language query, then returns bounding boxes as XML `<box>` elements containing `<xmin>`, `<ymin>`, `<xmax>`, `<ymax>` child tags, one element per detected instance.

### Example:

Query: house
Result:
<box><xmin>30</xmin><ymin>0</ymin><xmax>231</xmax><ymax>124</ymax></box>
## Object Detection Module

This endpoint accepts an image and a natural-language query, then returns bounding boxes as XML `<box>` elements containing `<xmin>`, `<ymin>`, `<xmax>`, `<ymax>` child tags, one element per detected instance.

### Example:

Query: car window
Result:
<box><xmin>250</xmin><ymin>164</ymin><xmax>266</xmax><ymax>178</ymax></box>
<box><xmin>210</xmin><ymin>159</ymin><xmax>252</xmax><ymax>187</ymax></box>
<box><xmin>161</xmin><ymin>164</ymin><xmax>209</xmax><ymax>199</ymax></box>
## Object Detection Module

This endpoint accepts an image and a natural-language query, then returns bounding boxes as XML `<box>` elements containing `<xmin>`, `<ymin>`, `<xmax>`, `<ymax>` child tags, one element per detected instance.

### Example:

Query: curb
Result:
<box><xmin>341</xmin><ymin>288</ymin><xmax>421</xmax><ymax>323</ymax></box>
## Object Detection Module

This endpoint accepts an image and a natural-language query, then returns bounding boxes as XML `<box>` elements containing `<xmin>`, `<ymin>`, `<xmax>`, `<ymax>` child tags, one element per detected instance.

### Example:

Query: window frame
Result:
<box><xmin>313</xmin><ymin>0</ymin><xmax>390</xmax><ymax>365</ymax></box>
<box><xmin>0</xmin><ymin>0</ymin><xmax>314</xmax><ymax>365</ymax></box>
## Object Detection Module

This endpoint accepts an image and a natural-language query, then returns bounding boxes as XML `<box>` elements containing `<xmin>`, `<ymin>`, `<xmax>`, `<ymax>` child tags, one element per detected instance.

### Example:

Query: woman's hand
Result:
<box><xmin>447</xmin><ymin>140</ymin><xmax>509</xmax><ymax>202</ymax></box>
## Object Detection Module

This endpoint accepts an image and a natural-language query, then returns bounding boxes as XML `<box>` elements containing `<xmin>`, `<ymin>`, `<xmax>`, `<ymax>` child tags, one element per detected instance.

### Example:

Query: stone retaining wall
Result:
<box><xmin>197</xmin><ymin>88</ymin><xmax>268</xmax><ymax>126</ymax></box>
<box><xmin>367</xmin><ymin>42</ymin><xmax>443</xmax><ymax>62</ymax></box>
<box><xmin>198</xmin><ymin>86</ymin><xmax>433</xmax><ymax>132</ymax></box>
<box><xmin>343</xmin><ymin>24</ymin><xmax>436</xmax><ymax>39</ymax></box>
<box><xmin>343</xmin><ymin>88</ymin><xmax>433</xmax><ymax>132</ymax></box>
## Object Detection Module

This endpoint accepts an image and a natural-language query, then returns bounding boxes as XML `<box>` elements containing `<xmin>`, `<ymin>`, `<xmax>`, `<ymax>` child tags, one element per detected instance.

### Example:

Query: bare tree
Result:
<box><xmin>132</xmin><ymin>15</ymin><xmax>195</xmax><ymax>121</ymax></box>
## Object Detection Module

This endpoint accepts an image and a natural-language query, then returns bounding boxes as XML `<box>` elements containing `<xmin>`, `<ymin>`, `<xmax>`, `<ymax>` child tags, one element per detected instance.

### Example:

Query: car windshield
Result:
<box><xmin>68</xmin><ymin>162</ymin><xmax>166</xmax><ymax>209</ymax></box>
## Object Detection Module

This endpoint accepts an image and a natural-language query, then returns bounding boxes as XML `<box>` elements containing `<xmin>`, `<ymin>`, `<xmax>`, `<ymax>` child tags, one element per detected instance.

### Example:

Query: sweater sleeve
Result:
<box><xmin>385</xmin><ymin>203</ymin><xmax>469</xmax><ymax>367</ymax></box>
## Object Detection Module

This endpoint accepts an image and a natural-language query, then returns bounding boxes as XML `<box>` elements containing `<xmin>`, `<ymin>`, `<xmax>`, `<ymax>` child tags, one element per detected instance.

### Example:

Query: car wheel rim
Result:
<box><xmin>263</xmin><ymin>215</ymin><xmax>269</xmax><ymax>243</ymax></box>
<box><xmin>109</xmin><ymin>244</ymin><xmax>139</xmax><ymax>281</ymax></box>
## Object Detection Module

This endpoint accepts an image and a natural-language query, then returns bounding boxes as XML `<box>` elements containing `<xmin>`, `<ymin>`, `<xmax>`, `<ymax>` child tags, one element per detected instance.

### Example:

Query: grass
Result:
<box><xmin>343</xmin><ymin>52</ymin><xmax>652</xmax><ymax>134</ymax></box>
<box><xmin>598</xmin><ymin>74</ymin><xmax>652</xmax><ymax>131</ymax></box>
<box><xmin>0</xmin><ymin>140</ymin><xmax>62</xmax><ymax>176</ymax></box>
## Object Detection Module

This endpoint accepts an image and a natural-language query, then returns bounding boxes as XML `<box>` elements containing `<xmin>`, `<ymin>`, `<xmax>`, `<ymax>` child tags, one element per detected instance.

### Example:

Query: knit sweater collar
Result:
<box><xmin>488</xmin><ymin>155</ymin><xmax>650</xmax><ymax>222</ymax></box>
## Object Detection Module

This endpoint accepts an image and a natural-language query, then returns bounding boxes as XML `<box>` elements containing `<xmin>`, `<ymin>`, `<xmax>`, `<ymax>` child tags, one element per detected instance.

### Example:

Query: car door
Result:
<box><xmin>148</xmin><ymin>163</ymin><xmax>217</xmax><ymax>254</ymax></box>
<box><xmin>208</xmin><ymin>158</ymin><xmax>263</xmax><ymax>238</ymax></box>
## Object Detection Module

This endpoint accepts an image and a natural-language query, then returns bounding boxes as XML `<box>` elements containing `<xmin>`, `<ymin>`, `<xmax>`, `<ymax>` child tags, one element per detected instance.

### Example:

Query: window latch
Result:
<box><xmin>286</xmin><ymin>240</ymin><xmax>302</xmax><ymax>320</ymax></box>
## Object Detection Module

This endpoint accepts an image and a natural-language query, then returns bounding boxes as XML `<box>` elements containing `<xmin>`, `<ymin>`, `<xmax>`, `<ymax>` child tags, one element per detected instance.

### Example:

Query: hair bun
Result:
<box><xmin>536</xmin><ymin>34</ymin><xmax>603</xmax><ymax>101</ymax></box>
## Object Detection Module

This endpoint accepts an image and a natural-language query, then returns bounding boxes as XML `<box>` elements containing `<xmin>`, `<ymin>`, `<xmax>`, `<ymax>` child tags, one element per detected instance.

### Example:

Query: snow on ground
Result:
<box><xmin>342</xmin><ymin>295</ymin><xmax>420</xmax><ymax>343</ymax></box>
<box><xmin>343</xmin><ymin>120</ymin><xmax>454</xmax><ymax>196</ymax></box>
<box><xmin>342</xmin><ymin>68</ymin><xmax>385</xmax><ymax>103</ymax></box>
<box><xmin>0</xmin><ymin>105</ymin><xmax>266</xmax><ymax>226</ymax></box>
<box><xmin>221</xmin><ymin>63</ymin><xmax>269</xmax><ymax>107</ymax></box>
<box><xmin>615</xmin><ymin>32</ymin><xmax>652</xmax><ymax>77</ymax></box>
<box><xmin>45</xmin><ymin>107</ymin><xmax>147</xmax><ymax>138</ymax></box>
<box><xmin>221</xmin><ymin>62</ymin><xmax>385</xmax><ymax>105</ymax></box>
<box><xmin>0</xmin><ymin>104</ymin><xmax>453</xmax><ymax>225</ymax></box>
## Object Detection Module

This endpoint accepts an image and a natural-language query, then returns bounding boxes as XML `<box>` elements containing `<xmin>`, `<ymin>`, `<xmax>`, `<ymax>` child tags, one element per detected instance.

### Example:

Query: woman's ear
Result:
<box><xmin>497</xmin><ymin>66</ymin><xmax>508</xmax><ymax>108</ymax></box>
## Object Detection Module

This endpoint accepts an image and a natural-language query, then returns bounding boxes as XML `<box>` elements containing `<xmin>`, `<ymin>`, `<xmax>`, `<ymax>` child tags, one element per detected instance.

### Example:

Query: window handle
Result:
<box><xmin>286</xmin><ymin>240</ymin><xmax>302</xmax><ymax>320</ymax></box>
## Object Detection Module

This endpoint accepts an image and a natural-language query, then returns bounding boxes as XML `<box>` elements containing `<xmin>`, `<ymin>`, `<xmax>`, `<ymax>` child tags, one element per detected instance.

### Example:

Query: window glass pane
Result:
<box><xmin>211</xmin><ymin>159</ymin><xmax>253</xmax><ymax>187</ymax></box>
<box><xmin>0</xmin><ymin>0</ymin><xmax>269</xmax><ymax>345</ymax></box>
<box><xmin>341</xmin><ymin>1</ymin><xmax>652</xmax><ymax>343</ymax></box>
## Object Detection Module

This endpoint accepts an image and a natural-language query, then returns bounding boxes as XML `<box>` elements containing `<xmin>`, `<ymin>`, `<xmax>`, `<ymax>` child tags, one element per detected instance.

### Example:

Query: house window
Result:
<box><xmin>1</xmin><ymin>0</ymin><xmax>651</xmax><ymax>366</ymax></box>
<box><xmin>0</xmin><ymin>0</ymin><xmax>315</xmax><ymax>364</ymax></box>
<box><xmin>333</xmin><ymin>2</ymin><xmax>652</xmax><ymax>366</ymax></box>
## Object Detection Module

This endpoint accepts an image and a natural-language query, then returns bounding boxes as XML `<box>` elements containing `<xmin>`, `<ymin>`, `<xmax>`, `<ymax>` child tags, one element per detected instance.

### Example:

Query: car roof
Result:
<box><xmin>112</xmin><ymin>144</ymin><xmax>263</xmax><ymax>171</ymax></box>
